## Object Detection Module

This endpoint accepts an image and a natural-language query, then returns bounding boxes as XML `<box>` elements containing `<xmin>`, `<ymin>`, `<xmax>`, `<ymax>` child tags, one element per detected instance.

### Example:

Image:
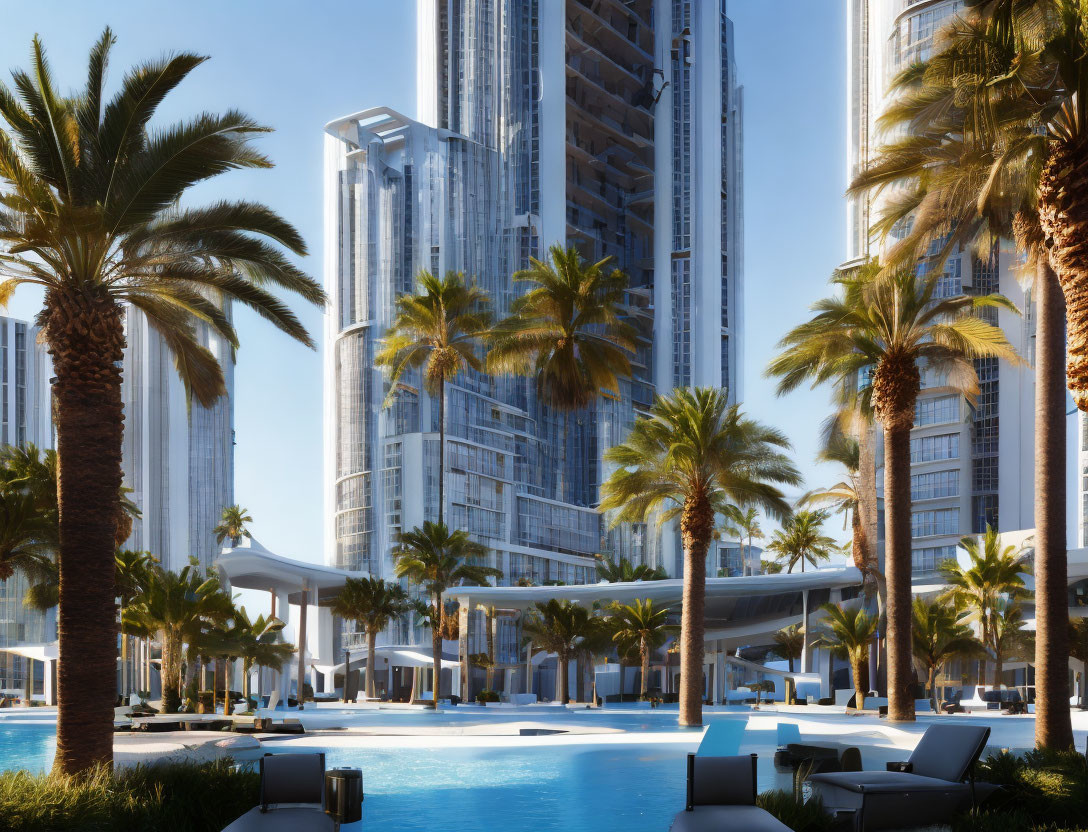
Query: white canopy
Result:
<box><xmin>313</xmin><ymin>645</ymin><xmax>460</xmax><ymax>674</ymax></box>
<box><xmin>0</xmin><ymin>642</ymin><xmax>57</xmax><ymax>662</ymax></box>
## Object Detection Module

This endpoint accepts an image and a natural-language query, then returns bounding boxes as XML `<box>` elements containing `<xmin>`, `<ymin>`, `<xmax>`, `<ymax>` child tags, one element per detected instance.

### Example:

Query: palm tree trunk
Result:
<box><xmin>679</xmin><ymin>493</ymin><xmax>713</xmax><ymax>727</ymax></box>
<box><xmin>242</xmin><ymin>660</ymin><xmax>251</xmax><ymax>702</ymax></box>
<box><xmin>47</xmin><ymin>293</ymin><xmax>126</xmax><ymax>775</ymax></box>
<box><xmin>438</xmin><ymin>377</ymin><xmax>445</xmax><ymax>526</ymax></box>
<box><xmin>161</xmin><ymin>630</ymin><xmax>182</xmax><ymax>713</ymax></box>
<box><xmin>1033</xmin><ymin>259</ymin><xmax>1074</xmax><ymax>749</ymax></box>
<box><xmin>883</xmin><ymin>420</ymin><xmax>915</xmax><ymax>722</ymax></box>
<box><xmin>431</xmin><ymin>598</ymin><xmax>442</xmax><ymax>708</ymax></box>
<box><xmin>120</xmin><ymin>631</ymin><xmax>128</xmax><ymax>703</ymax></box>
<box><xmin>559</xmin><ymin>411</ymin><xmax>570</xmax><ymax>504</ymax></box>
<box><xmin>486</xmin><ymin>610</ymin><xmax>495</xmax><ymax>691</ymax></box>
<box><xmin>366</xmin><ymin>630</ymin><xmax>377</xmax><ymax>699</ymax></box>
<box><xmin>557</xmin><ymin>650</ymin><xmax>569</xmax><ymax>704</ymax></box>
<box><xmin>928</xmin><ymin>666</ymin><xmax>938</xmax><ymax>714</ymax></box>
<box><xmin>853</xmin><ymin>656</ymin><xmax>865</xmax><ymax>711</ymax></box>
<box><xmin>640</xmin><ymin>635</ymin><xmax>650</xmax><ymax>699</ymax></box>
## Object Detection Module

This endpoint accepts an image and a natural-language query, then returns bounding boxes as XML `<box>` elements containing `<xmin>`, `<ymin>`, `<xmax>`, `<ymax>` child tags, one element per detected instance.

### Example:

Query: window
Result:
<box><xmin>910</xmin><ymin>433</ymin><xmax>959</xmax><ymax>463</ymax></box>
<box><xmin>914</xmin><ymin>395</ymin><xmax>959</xmax><ymax>427</ymax></box>
<box><xmin>912</xmin><ymin>508</ymin><xmax>960</xmax><ymax>538</ymax></box>
<box><xmin>912</xmin><ymin>545</ymin><xmax>957</xmax><ymax>574</ymax></box>
<box><xmin>911</xmin><ymin>469</ymin><xmax>959</xmax><ymax>501</ymax></box>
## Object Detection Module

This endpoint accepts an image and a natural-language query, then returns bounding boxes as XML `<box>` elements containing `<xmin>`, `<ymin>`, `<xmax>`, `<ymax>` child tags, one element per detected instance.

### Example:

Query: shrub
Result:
<box><xmin>952</xmin><ymin>749</ymin><xmax>1088</xmax><ymax>832</ymax></box>
<box><xmin>475</xmin><ymin>689</ymin><xmax>500</xmax><ymax>704</ymax></box>
<box><xmin>757</xmin><ymin>789</ymin><xmax>835</xmax><ymax>832</ymax></box>
<box><xmin>0</xmin><ymin>759</ymin><xmax>259</xmax><ymax>831</ymax></box>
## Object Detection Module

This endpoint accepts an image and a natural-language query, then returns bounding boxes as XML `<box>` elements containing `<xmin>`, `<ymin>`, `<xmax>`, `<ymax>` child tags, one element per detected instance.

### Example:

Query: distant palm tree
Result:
<box><xmin>326</xmin><ymin>577</ymin><xmax>411</xmax><ymax>700</ymax></box>
<box><xmin>393</xmin><ymin>522</ymin><xmax>500</xmax><ymax>706</ymax></box>
<box><xmin>521</xmin><ymin>599</ymin><xmax>595</xmax><ymax>704</ymax></box>
<box><xmin>601</xmin><ymin>387</ymin><xmax>799</xmax><ymax>726</ymax></box>
<box><xmin>765</xmin><ymin>510</ymin><xmax>836</xmax><ymax>575</ymax></box>
<box><xmin>814</xmin><ymin>604</ymin><xmax>878</xmax><ymax>711</ymax></box>
<box><xmin>0</xmin><ymin>488</ymin><xmax>54</xmax><ymax>584</ymax></box>
<box><xmin>0</xmin><ymin>30</ymin><xmax>324</xmax><ymax>773</ymax></box>
<box><xmin>376</xmin><ymin>272</ymin><xmax>492</xmax><ymax>525</ymax></box>
<box><xmin>231</xmin><ymin>607</ymin><xmax>293</xmax><ymax>705</ymax></box>
<box><xmin>769</xmin><ymin>261</ymin><xmax>1020</xmax><ymax>722</ymax></box>
<box><xmin>990</xmin><ymin>598</ymin><xmax>1031</xmax><ymax>690</ymax></box>
<box><xmin>123</xmin><ymin>564</ymin><xmax>234</xmax><ymax>712</ymax></box>
<box><xmin>214</xmin><ymin>505</ymin><xmax>253</xmax><ymax>547</ymax></box>
<box><xmin>723</xmin><ymin>506</ymin><xmax>763</xmax><ymax>577</ymax></box>
<box><xmin>609</xmin><ymin>599</ymin><xmax>671</xmax><ymax>698</ymax></box>
<box><xmin>595</xmin><ymin>554</ymin><xmax>668</xmax><ymax>582</ymax></box>
<box><xmin>115</xmin><ymin>550</ymin><xmax>155</xmax><ymax>701</ymax></box>
<box><xmin>911</xmin><ymin>598</ymin><xmax>981</xmax><ymax>713</ymax></box>
<box><xmin>939</xmin><ymin>527</ymin><xmax>1029</xmax><ymax>686</ymax></box>
<box><xmin>487</xmin><ymin>244</ymin><xmax>635</xmax><ymax>504</ymax></box>
<box><xmin>773</xmin><ymin>624</ymin><xmax>804</xmax><ymax>673</ymax></box>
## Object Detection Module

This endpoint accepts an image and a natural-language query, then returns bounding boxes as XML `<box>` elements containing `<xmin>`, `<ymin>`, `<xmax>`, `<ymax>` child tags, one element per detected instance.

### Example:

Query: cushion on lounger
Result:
<box><xmin>260</xmin><ymin>753</ymin><xmax>325</xmax><ymax>807</ymax></box>
<box><xmin>688</xmin><ymin>754</ymin><xmax>756</xmax><ymax>806</ymax></box>
<box><xmin>907</xmin><ymin>724</ymin><xmax>990</xmax><ymax>782</ymax></box>
<box><xmin>671</xmin><ymin>805</ymin><xmax>793</xmax><ymax>832</ymax></box>
<box><xmin>807</xmin><ymin>770</ymin><xmax>972</xmax><ymax>794</ymax></box>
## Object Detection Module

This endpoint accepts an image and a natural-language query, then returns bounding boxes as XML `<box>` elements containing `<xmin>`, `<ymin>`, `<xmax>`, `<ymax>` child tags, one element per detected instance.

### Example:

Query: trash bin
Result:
<box><xmin>324</xmin><ymin>768</ymin><xmax>363</xmax><ymax>826</ymax></box>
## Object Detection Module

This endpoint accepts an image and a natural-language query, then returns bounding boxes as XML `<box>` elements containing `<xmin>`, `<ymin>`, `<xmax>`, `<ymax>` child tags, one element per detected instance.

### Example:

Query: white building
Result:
<box><xmin>120</xmin><ymin>310</ymin><xmax>236</xmax><ymax>572</ymax></box>
<box><xmin>846</xmin><ymin>0</ymin><xmax>1063</xmax><ymax>581</ymax></box>
<box><xmin>324</xmin><ymin>1</ymin><xmax>746</xmax><ymax>636</ymax></box>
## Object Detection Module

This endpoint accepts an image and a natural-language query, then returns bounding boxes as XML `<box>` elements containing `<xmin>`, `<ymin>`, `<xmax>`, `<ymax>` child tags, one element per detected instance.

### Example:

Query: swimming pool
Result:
<box><xmin>0</xmin><ymin>707</ymin><xmax>914</xmax><ymax>832</ymax></box>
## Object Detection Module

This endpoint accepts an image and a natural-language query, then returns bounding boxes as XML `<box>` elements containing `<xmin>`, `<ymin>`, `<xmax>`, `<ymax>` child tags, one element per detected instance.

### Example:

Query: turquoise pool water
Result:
<box><xmin>0</xmin><ymin>709</ymin><xmax>873</xmax><ymax>832</ymax></box>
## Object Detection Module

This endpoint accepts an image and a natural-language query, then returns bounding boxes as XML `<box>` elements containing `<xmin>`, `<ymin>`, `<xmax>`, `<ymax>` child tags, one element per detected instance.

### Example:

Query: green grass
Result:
<box><xmin>0</xmin><ymin>759</ymin><xmax>258</xmax><ymax>831</ymax></box>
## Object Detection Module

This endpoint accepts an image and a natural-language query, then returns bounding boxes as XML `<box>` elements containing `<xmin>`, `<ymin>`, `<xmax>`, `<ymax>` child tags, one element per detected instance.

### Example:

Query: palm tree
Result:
<box><xmin>0</xmin><ymin>31</ymin><xmax>323</xmax><ymax>773</ymax></box>
<box><xmin>601</xmin><ymin>387</ymin><xmax>799</xmax><ymax>726</ymax></box>
<box><xmin>848</xmin><ymin>0</ymin><xmax>1075</xmax><ymax>748</ymax></box>
<box><xmin>487</xmin><ymin>244</ymin><xmax>635</xmax><ymax>504</ymax></box>
<box><xmin>392</xmin><ymin>521</ymin><xmax>500</xmax><ymax>706</ymax></box>
<box><xmin>123</xmin><ymin>564</ymin><xmax>233</xmax><ymax>712</ymax></box>
<box><xmin>595</xmin><ymin>555</ymin><xmax>668</xmax><ymax>582</ymax></box>
<box><xmin>609</xmin><ymin>599</ymin><xmax>671</xmax><ymax>698</ymax></box>
<box><xmin>765</xmin><ymin>510</ymin><xmax>836</xmax><ymax>575</ymax></box>
<box><xmin>115</xmin><ymin>550</ymin><xmax>155</xmax><ymax>701</ymax></box>
<box><xmin>773</xmin><ymin>624</ymin><xmax>804</xmax><ymax>673</ymax></box>
<box><xmin>723</xmin><ymin>506</ymin><xmax>763</xmax><ymax>577</ymax></box>
<box><xmin>375</xmin><ymin>272</ymin><xmax>492</xmax><ymax>525</ymax></box>
<box><xmin>231</xmin><ymin>607</ymin><xmax>293</xmax><ymax>705</ymax></box>
<box><xmin>521</xmin><ymin>599</ymin><xmax>594</xmax><ymax>704</ymax></box>
<box><xmin>0</xmin><ymin>487</ymin><xmax>55</xmax><ymax>584</ymax></box>
<box><xmin>939</xmin><ymin>527</ymin><xmax>1029</xmax><ymax>686</ymax></box>
<box><xmin>814</xmin><ymin>604</ymin><xmax>878</xmax><ymax>712</ymax></box>
<box><xmin>326</xmin><ymin>577</ymin><xmax>411</xmax><ymax>699</ymax></box>
<box><xmin>213</xmin><ymin>505</ymin><xmax>253</xmax><ymax>547</ymax></box>
<box><xmin>990</xmin><ymin>598</ymin><xmax>1030</xmax><ymax>689</ymax></box>
<box><xmin>769</xmin><ymin>262</ymin><xmax>1020</xmax><ymax>722</ymax></box>
<box><xmin>911</xmin><ymin>598</ymin><xmax>981</xmax><ymax>713</ymax></box>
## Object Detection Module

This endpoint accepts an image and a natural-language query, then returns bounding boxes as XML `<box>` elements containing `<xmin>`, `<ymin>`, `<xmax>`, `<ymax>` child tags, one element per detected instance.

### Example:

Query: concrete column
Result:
<box><xmin>714</xmin><ymin>651</ymin><xmax>726</xmax><ymax>706</ymax></box>
<box><xmin>801</xmin><ymin>589</ymin><xmax>812</xmax><ymax>673</ymax></box>
<box><xmin>458</xmin><ymin>600</ymin><xmax>470</xmax><ymax>702</ymax></box>
<box><xmin>525</xmin><ymin>638</ymin><xmax>533</xmax><ymax>695</ymax></box>
<box><xmin>274</xmin><ymin>590</ymin><xmax>290</xmax><ymax>705</ymax></box>
<box><xmin>296</xmin><ymin>585</ymin><xmax>310</xmax><ymax>700</ymax></box>
<box><xmin>44</xmin><ymin>659</ymin><xmax>56</xmax><ymax>706</ymax></box>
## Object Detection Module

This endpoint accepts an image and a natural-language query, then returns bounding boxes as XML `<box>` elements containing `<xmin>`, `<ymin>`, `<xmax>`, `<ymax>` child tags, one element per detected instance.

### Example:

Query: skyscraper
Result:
<box><xmin>0</xmin><ymin>316</ymin><xmax>54</xmax><ymax>694</ymax></box>
<box><xmin>847</xmin><ymin>0</ymin><xmax>1048</xmax><ymax>579</ymax></box>
<box><xmin>120</xmin><ymin>309</ymin><xmax>236</xmax><ymax>572</ymax></box>
<box><xmin>323</xmin><ymin>1</ymin><xmax>745</xmax><ymax>603</ymax></box>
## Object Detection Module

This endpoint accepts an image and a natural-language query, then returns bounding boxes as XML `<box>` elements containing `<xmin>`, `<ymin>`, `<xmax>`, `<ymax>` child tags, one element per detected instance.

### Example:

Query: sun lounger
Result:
<box><xmin>221</xmin><ymin>753</ymin><xmax>335</xmax><ymax>832</ymax></box>
<box><xmin>697</xmin><ymin>719</ymin><xmax>747</xmax><ymax>757</ymax></box>
<box><xmin>670</xmin><ymin>754</ymin><xmax>791</xmax><ymax>832</ymax></box>
<box><xmin>807</xmin><ymin>723</ymin><xmax>991</xmax><ymax>831</ymax></box>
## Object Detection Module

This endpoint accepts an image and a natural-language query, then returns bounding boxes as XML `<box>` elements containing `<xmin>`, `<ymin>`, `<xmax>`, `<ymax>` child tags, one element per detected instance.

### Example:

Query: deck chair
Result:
<box><xmin>670</xmin><ymin>754</ymin><xmax>791</xmax><ymax>832</ymax></box>
<box><xmin>807</xmin><ymin>724</ymin><xmax>991</xmax><ymax>831</ymax></box>
<box><xmin>221</xmin><ymin>753</ymin><xmax>335</xmax><ymax>831</ymax></box>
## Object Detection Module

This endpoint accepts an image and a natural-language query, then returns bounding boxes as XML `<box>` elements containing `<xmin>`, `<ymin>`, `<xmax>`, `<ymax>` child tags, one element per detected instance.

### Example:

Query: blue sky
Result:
<box><xmin>1</xmin><ymin>1</ymin><xmax>853</xmax><ymax>568</ymax></box>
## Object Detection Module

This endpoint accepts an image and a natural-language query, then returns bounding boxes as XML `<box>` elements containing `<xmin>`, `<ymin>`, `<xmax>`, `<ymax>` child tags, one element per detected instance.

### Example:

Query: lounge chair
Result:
<box><xmin>670</xmin><ymin>754</ymin><xmax>792</xmax><ymax>832</ymax></box>
<box><xmin>221</xmin><ymin>753</ymin><xmax>335</xmax><ymax>831</ymax></box>
<box><xmin>807</xmin><ymin>723</ymin><xmax>991</xmax><ymax>832</ymax></box>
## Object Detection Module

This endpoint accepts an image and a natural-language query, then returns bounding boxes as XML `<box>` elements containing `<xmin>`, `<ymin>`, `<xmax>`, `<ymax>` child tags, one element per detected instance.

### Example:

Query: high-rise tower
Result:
<box><xmin>324</xmin><ymin>0</ymin><xmax>746</xmax><ymax>608</ymax></box>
